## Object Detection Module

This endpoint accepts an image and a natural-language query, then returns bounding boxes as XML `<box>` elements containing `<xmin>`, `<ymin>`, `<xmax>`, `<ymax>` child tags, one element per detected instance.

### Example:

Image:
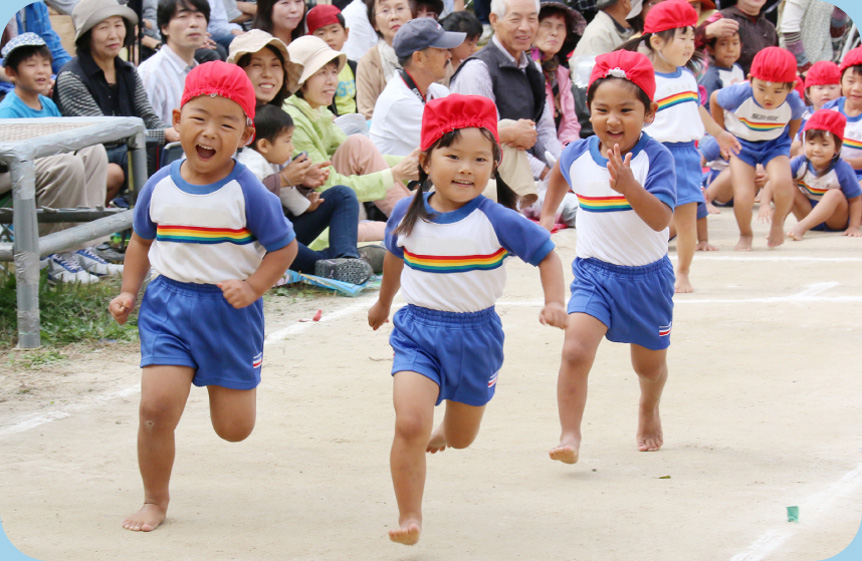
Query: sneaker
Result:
<box><xmin>75</xmin><ymin>247</ymin><xmax>124</xmax><ymax>276</ymax></box>
<box><xmin>92</xmin><ymin>242</ymin><xmax>125</xmax><ymax>263</ymax></box>
<box><xmin>314</xmin><ymin>258</ymin><xmax>373</xmax><ymax>285</ymax></box>
<box><xmin>358</xmin><ymin>244</ymin><xmax>386</xmax><ymax>274</ymax></box>
<box><xmin>44</xmin><ymin>252</ymin><xmax>100</xmax><ymax>284</ymax></box>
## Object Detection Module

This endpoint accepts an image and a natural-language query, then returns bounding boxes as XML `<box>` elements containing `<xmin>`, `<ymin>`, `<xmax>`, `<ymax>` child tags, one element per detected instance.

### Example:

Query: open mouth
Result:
<box><xmin>259</xmin><ymin>82</ymin><xmax>276</xmax><ymax>91</ymax></box>
<box><xmin>196</xmin><ymin>144</ymin><xmax>216</xmax><ymax>160</ymax></box>
<box><xmin>453</xmin><ymin>180</ymin><xmax>473</xmax><ymax>187</ymax></box>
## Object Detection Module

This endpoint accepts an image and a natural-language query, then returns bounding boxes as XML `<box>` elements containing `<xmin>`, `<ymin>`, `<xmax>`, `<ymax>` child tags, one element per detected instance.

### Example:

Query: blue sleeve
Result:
<box><xmin>836</xmin><ymin>160</ymin><xmax>862</xmax><ymax>199</ymax></box>
<box><xmin>239</xmin><ymin>167</ymin><xmax>296</xmax><ymax>252</ymax></box>
<box><xmin>700</xmin><ymin>67</ymin><xmax>722</xmax><ymax>110</ymax></box>
<box><xmin>821</xmin><ymin>98</ymin><xmax>841</xmax><ymax>111</ymax></box>
<box><xmin>698</xmin><ymin>135</ymin><xmax>722</xmax><ymax>163</ymax></box>
<box><xmin>643</xmin><ymin>140</ymin><xmax>677</xmax><ymax>209</ymax></box>
<box><xmin>479</xmin><ymin>199</ymin><xmax>555</xmax><ymax>266</ymax></box>
<box><xmin>715</xmin><ymin>82</ymin><xmax>750</xmax><ymax>112</ymax></box>
<box><xmin>790</xmin><ymin>156</ymin><xmax>804</xmax><ymax>179</ymax></box>
<box><xmin>383</xmin><ymin>195</ymin><xmax>413</xmax><ymax>260</ymax></box>
<box><xmin>787</xmin><ymin>91</ymin><xmax>806</xmax><ymax>120</ymax></box>
<box><xmin>558</xmin><ymin>138</ymin><xmax>590</xmax><ymax>187</ymax></box>
<box><xmin>132</xmin><ymin>167</ymin><xmax>171</xmax><ymax>240</ymax></box>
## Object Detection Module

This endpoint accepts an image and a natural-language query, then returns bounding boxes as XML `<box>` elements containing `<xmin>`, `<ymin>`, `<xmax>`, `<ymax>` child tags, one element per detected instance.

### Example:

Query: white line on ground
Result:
<box><xmin>264</xmin><ymin>294</ymin><xmax>377</xmax><ymax>345</ymax></box>
<box><xmin>669</xmin><ymin>255</ymin><xmax>862</xmax><ymax>262</ymax></box>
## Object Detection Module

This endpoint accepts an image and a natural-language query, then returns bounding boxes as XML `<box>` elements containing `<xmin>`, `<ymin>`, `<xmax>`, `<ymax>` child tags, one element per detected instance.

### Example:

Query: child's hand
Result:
<box><xmin>606</xmin><ymin>144</ymin><xmax>636</xmax><ymax>195</ymax></box>
<box><xmin>306</xmin><ymin>192</ymin><xmax>325</xmax><ymax>212</ymax></box>
<box><xmin>391</xmin><ymin>148</ymin><xmax>421</xmax><ymax>184</ymax></box>
<box><xmin>109</xmin><ymin>292</ymin><xmax>136</xmax><ymax>325</ymax></box>
<box><xmin>843</xmin><ymin>227</ymin><xmax>862</xmax><ymax>237</ymax></box>
<box><xmin>302</xmin><ymin>161</ymin><xmax>331</xmax><ymax>188</ymax></box>
<box><xmin>218</xmin><ymin>279</ymin><xmax>258</xmax><ymax>309</ymax></box>
<box><xmin>716</xmin><ymin>131</ymin><xmax>741</xmax><ymax>159</ymax></box>
<box><xmin>281</xmin><ymin>154</ymin><xmax>314</xmax><ymax>187</ymax></box>
<box><xmin>539</xmin><ymin>302</ymin><xmax>567</xmax><ymax>329</ymax></box>
<box><xmin>757</xmin><ymin>203</ymin><xmax>773</xmax><ymax>224</ymax></box>
<box><xmin>368</xmin><ymin>301</ymin><xmax>390</xmax><ymax>330</ymax></box>
<box><xmin>754</xmin><ymin>166</ymin><xmax>768</xmax><ymax>190</ymax></box>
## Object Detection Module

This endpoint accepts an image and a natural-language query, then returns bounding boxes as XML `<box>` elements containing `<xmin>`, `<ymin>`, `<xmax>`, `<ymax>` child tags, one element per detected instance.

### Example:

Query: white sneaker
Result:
<box><xmin>75</xmin><ymin>247</ymin><xmax>123</xmax><ymax>276</ymax></box>
<box><xmin>44</xmin><ymin>252</ymin><xmax>101</xmax><ymax>284</ymax></box>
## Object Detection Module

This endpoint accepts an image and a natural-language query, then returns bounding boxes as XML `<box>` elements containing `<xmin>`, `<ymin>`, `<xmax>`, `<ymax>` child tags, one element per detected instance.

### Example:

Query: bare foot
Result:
<box><xmin>549</xmin><ymin>435</ymin><xmax>580</xmax><ymax>464</ymax></box>
<box><xmin>122</xmin><ymin>503</ymin><xmax>167</xmax><ymax>532</ymax></box>
<box><xmin>674</xmin><ymin>273</ymin><xmax>694</xmax><ymax>293</ymax></box>
<box><xmin>426</xmin><ymin>426</ymin><xmax>447</xmax><ymax>453</ymax></box>
<box><xmin>786</xmin><ymin>225</ymin><xmax>805</xmax><ymax>241</ymax></box>
<box><xmin>705</xmin><ymin>201</ymin><xmax>721</xmax><ymax>214</ymax></box>
<box><xmin>696</xmin><ymin>241</ymin><xmax>718</xmax><ymax>252</ymax></box>
<box><xmin>734</xmin><ymin>235</ymin><xmax>753</xmax><ymax>251</ymax></box>
<box><xmin>389</xmin><ymin>519</ymin><xmax>421</xmax><ymax>545</ymax></box>
<box><xmin>766</xmin><ymin>224</ymin><xmax>785</xmax><ymax>248</ymax></box>
<box><xmin>637</xmin><ymin>407</ymin><xmax>663</xmax><ymax>452</ymax></box>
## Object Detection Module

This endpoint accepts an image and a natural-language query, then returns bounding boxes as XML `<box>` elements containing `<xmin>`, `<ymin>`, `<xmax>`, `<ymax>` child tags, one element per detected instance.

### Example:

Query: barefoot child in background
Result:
<box><xmin>109</xmin><ymin>61</ymin><xmax>297</xmax><ymax>532</ymax></box>
<box><xmin>786</xmin><ymin>109</ymin><xmax>862</xmax><ymax>240</ymax></box>
<box><xmin>541</xmin><ymin>50</ymin><xmax>676</xmax><ymax>464</ymax></box>
<box><xmin>369</xmin><ymin>94</ymin><xmax>567</xmax><ymax>546</ymax></box>
<box><xmin>710</xmin><ymin>46</ymin><xmax>805</xmax><ymax>250</ymax></box>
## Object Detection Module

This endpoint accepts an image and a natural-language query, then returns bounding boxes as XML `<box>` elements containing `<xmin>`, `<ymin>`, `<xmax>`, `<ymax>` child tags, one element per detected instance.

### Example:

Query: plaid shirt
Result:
<box><xmin>15</xmin><ymin>1</ymin><xmax>71</xmax><ymax>74</ymax></box>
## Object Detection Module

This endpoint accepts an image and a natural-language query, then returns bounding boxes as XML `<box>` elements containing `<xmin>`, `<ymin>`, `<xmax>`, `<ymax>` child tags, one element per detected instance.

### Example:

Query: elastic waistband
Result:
<box><xmin>152</xmin><ymin>274</ymin><xmax>224</xmax><ymax>297</ymax></box>
<box><xmin>576</xmin><ymin>256</ymin><xmax>671</xmax><ymax>278</ymax></box>
<box><xmin>663</xmin><ymin>140</ymin><xmax>697</xmax><ymax>149</ymax></box>
<box><xmin>403</xmin><ymin>304</ymin><xmax>497</xmax><ymax>326</ymax></box>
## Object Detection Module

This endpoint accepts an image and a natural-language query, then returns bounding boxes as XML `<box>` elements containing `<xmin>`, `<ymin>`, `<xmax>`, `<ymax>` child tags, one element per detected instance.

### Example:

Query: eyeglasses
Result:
<box><xmin>375</xmin><ymin>5</ymin><xmax>410</xmax><ymax>17</ymax></box>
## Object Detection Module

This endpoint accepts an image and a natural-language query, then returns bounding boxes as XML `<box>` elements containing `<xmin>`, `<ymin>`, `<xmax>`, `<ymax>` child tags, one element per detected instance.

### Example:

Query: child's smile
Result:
<box><xmin>423</xmin><ymin>127</ymin><xmax>495</xmax><ymax>213</ymax></box>
<box><xmin>589</xmin><ymin>79</ymin><xmax>656</xmax><ymax>155</ymax></box>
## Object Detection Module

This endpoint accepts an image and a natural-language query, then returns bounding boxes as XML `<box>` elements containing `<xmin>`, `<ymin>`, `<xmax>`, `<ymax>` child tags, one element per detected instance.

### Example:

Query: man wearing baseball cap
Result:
<box><xmin>369</xmin><ymin>18</ymin><xmax>464</xmax><ymax>156</ymax></box>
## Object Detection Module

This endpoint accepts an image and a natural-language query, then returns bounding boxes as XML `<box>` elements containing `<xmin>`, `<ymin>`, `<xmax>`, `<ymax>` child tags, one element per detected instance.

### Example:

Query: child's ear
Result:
<box><xmin>343</xmin><ymin>27</ymin><xmax>350</xmax><ymax>40</ymax></box>
<box><xmin>643</xmin><ymin>101</ymin><xmax>659</xmax><ymax>125</ymax></box>
<box><xmin>240</xmin><ymin>125</ymin><xmax>256</xmax><ymax>148</ymax></box>
<box><xmin>648</xmin><ymin>34</ymin><xmax>664</xmax><ymax>52</ymax></box>
<box><xmin>256</xmin><ymin>137</ymin><xmax>271</xmax><ymax>154</ymax></box>
<box><xmin>418</xmin><ymin>151</ymin><xmax>429</xmax><ymax>174</ymax></box>
<box><xmin>172</xmin><ymin>108</ymin><xmax>182</xmax><ymax>130</ymax></box>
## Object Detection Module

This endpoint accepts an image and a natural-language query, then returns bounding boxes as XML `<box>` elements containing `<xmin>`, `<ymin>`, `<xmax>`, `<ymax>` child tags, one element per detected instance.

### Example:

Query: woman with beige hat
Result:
<box><xmin>285</xmin><ymin>35</ymin><xmax>418</xmax><ymax>238</ymax></box>
<box><xmin>53</xmin><ymin>0</ymin><xmax>179</xmax><ymax>202</ymax></box>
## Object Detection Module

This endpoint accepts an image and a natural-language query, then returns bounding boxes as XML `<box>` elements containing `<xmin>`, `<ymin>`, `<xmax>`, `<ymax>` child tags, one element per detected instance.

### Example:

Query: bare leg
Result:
<box><xmin>123</xmin><ymin>365</ymin><xmax>194</xmax><ymax>532</ymax></box>
<box><xmin>672</xmin><ymin>202</ymin><xmax>697</xmax><ymax>293</ymax></box>
<box><xmin>106</xmin><ymin>163</ymin><xmax>125</xmax><ymax>205</ymax></box>
<box><xmin>389</xmin><ymin>371</ymin><xmax>438</xmax><ymax>545</ymax></box>
<box><xmin>427</xmin><ymin>400</ymin><xmax>486</xmax><ymax>453</ymax></box>
<box><xmin>630</xmin><ymin>345</ymin><xmax>668</xmax><ymax>452</ymax></box>
<box><xmin>788</xmin><ymin>188</ymin><xmax>849</xmax><ymax>241</ymax></box>
<box><xmin>549</xmin><ymin>313</ymin><xmax>607</xmax><ymax>464</ymax></box>
<box><xmin>704</xmin><ymin>167</ymin><xmax>734</xmax><ymax>212</ymax></box>
<box><xmin>207</xmin><ymin>385</ymin><xmax>257</xmax><ymax>442</ymax></box>
<box><xmin>729</xmin><ymin>157</ymin><xmax>757</xmax><ymax>251</ymax></box>
<box><xmin>765</xmin><ymin>156</ymin><xmax>794</xmax><ymax>248</ymax></box>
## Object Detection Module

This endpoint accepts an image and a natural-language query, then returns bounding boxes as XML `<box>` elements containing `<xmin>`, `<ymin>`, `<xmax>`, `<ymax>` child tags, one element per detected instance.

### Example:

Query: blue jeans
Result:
<box><xmin>288</xmin><ymin>185</ymin><xmax>361</xmax><ymax>273</ymax></box>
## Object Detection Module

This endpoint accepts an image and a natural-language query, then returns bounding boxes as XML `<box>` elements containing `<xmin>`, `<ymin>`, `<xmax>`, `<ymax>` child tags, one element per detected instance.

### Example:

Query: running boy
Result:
<box><xmin>369</xmin><ymin>94</ymin><xmax>567</xmax><ymax>545</ymax></box>
<box><xmin>109</xmin><ymin>61</ymin><xmax>298</xmax><ymax>532</ymax></box>
<box><xmin>786</xmin><ymin>109</ymin><xmax>862</xmax><ymax>240</ymax></box>
<box><xmin>307</xmin><ymin>4</ymin><xmax>358</xmax><ymax>116</ymax></box>
<box><xmin>540</xmin><ymin>50</ymin><xmax>676</xmax><ymax>464</ymax></box>
<box><xmin>710</xmin><ymin>46</ymin><xmax>806</xmax><ymax>250</ymax></box>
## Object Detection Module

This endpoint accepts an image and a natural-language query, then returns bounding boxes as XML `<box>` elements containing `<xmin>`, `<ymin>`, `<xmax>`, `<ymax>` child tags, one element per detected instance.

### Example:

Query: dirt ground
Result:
<box><xmin>1</xmin><ymin>208</ymin><xmax>861</xmax><ymax>561</ymax></box>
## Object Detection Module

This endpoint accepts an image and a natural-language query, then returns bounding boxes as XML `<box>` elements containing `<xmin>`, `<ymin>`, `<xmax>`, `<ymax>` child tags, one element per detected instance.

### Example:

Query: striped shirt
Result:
<box><xmin>139</xmin><ymin>45</ymin><xmax>198</xmax><ymax>124</ymax></box>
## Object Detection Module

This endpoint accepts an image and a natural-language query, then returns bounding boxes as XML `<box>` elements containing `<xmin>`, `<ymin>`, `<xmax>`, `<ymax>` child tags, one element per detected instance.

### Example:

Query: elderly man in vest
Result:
<box><xmin>449</xmin><ymin>0</ymin><xmax>561</xmax><ymax>207</ymax></box>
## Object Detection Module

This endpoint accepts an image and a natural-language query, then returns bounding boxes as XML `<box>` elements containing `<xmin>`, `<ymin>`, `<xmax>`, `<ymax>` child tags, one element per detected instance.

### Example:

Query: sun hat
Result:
<box><xmin>1</xmin><ymin>32</ymin><xmax>47</xmax><ymax>60</ymax></box>
<box><xmin>803</xmin><ymin>109</ymin><xmax>847</xmax><ymax>145</ymax></box>
<box><xmin>71</xmin><ymin>0</ymin><xmax>138</xmax><ymax>42</ymax></box>
<box><xmin>839</xmin><ymin>46</ymin><xmax>862</xmax><ymax>77</ymax></box>
<box><xmin>393</xmin><ymin>18</ymin><xmax>465</xmax><ymax>59</ymax></box>
<box><xmin>588</xmin><ymin>49</ymin><xmax>657</xmax><ymax>102</ymax></box>
<box><xmin>643</xmin><ymin>0</ymin><xmax>698</xmax><ymax>34</ymax></box>
<box><xmin>539</xmin><ymin>0</ymin><xmax>587</xmax><ymax>39</ymax></box>
<box><xmin>420</xmin><ymin>93</ymin><xmax>499</xmax><ymax>151</ymax></box>
<box><xmin>306</xmin><ymin>4</ymin><xmax>344</xmax><ymax>35</ymax></box>
<box><xmin>749</xmin><ymin>46</ymin><xmax>797</xmax><ymax>84</ymax></box>
<box><xmin>227</xmin><ymin>29</ymin><xmax>303</xmax><ymax>95</ymax></box>
<box><xmin>181</xmin><ymin>60</ymin><xmax>257</xmax><ymax>121</ymax></box>
<box><xmin>286</xmin><ymin>35</ymin><xmax>347</xmax><ymax>86</ymax></box>
<box><xmin>805</xmin><ymin>61</ymin><xmax>840</xmax><ymax>88</ymax></box>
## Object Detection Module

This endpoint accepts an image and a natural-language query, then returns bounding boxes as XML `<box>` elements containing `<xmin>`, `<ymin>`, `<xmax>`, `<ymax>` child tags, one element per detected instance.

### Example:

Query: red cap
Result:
<box><xmin>749</xmin><ymin>47</ymin><xmax>797</xmax><ymax>84</ymax></box>
<box><xmin>805</xmin><ymin>60</ymin><xmax>840</xmax><ymax>88</ymax></box>
<box><xmin>803</xmin><ymin>109</ymin><xmax>846</xmax><ymax>145</ymax></box>
<box><xmin>181</xmin><ymin>60</ymin><xmax>256</xmax><ymax>121</ymax></box>
<box><xmin>588</xmin><ymin>49</ymin><xmax>656</xmax><ymax>102</ymax></box>
<box><xmin>420</xmin><ymin>94</ymin><xmax>499</xmax><ymax>152</ymax></box>
<box><xmin>306</xmin><ymin>4</ymin><xmax>342</xmax><ymax>35</ymax></box>
<box><xmin>643</xmin><ymin>0</ymin><xmax>698</xmax><ymax>34</ymax></box>
<box><xmin>839</xmin><ymin>46</ymin><xmax>862</xmax><ymax>77</ymax></box>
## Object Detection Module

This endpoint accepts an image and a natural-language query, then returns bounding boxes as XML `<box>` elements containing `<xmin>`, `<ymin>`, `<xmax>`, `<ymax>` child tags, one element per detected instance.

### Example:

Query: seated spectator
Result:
<box><xmin>341</xmin><ymin>0</ymin><xmax>380</xmax><ymax>62</ymax></box>
<box><xmin>285</xmin><ymin>36</ymin><xmax>419</xmax><ymax>237</ymax></box>
<box><xmin>54</xmin><ymin>0</ymin><xmax>179</xmax><ymax>202</ymax></box>
<box><xmin>1</xmin><ymin>1</ymin><xmax>72</xmax><ymax>97</ymax></box>
<box><xmin>415</xmin><ymin>0</ymin><xmax>444</xmax><ymax>20</ymax></box>
<box><xmin>138</xmin><ymin>0</ymin><xmax>210</xmax><ymax>124</ymax></box>
<box><xmin>572</xmin><ymin>0</ymin><xmax>634</xmax><ymax>57</ymax></box>
<box><xmin>440</xmin><ymin>10</ymin><xmax>481</xmax><ymax>75</ymax></box>
<box><xmin>778</xmin><ymin>0</ymin><xmax>835</xmax><ymax>75</ymax></box>
<box><xmin>307</xmin><ymin>4</ymin><xmax>359</xmax><ymax>117</ymax></box>
<box><xmin>355</xmin><ymin>0</ymin><xmax>415</xmax><ymax>119</ymax></box>
<box><xmin>253</xmin><ymin>0</ymin><xmax>307</xmax><ymax>47</ymax></box>
<box><xmin>370</xmin><ymin>18</ymin><xmax>461</xmax><ymax>155</ymax></box>
<box><xmin>695</xmin><ymin>0</ymin><xmax>777</xmax><ymax>74</ymax></box>
<box><xmin>227</xmin><ymin>29</ymin><xmax>302</xmax><ymax>108</ymax></box>
<box><xmin>237</xmin><ymin>105</ymin><xmax>373</xmax><ymax>283</ymax></box>
<box><xmin>0</xmin><ymin>33</ymin><xmax>121</xmax><ymax>283</ymax></box>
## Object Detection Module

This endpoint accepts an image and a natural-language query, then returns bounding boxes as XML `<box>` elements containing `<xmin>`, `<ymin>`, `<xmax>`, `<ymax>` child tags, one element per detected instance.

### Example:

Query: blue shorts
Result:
<box><xmin>390</xmin><ymin>305</ymin><xmax>504</xmax><ymax>406</ymax></box>
<box><xmin>567</xmin><ymin>257</ymin><xmax>674</xmax><ymax>351</ymax></box>
<box><xmin>666</xmin><ymin>141</ymin><xmax>704</xmax><ymax>207</ymax></box>
<box><xmin>808</xmin><ymin>198</ymin><xmax>847</xmax><ymax>231</ymax></box>
<box><xmin>696</xmin><ymin>200</ymin><xmax>708</xmax><ymax>220</ymax></box>
<box><xmin>138</xmin><ymin>275</ymin><xmax>265</xmax><ymax>390</ymax></box>
<box><xmin>735</xmin><ymin>137</ymin><xmax>791</xmax><ymax>168</ymax></box>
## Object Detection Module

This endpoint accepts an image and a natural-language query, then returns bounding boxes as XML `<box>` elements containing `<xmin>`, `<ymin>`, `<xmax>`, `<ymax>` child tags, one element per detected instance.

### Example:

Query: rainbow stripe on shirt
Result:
<box><xmin>736</xmin><ymin>116</ymin><xmax>787</xmax><ymax>133</ymax></box>
<box><xmin>843</xmin><ymin>137</ymin><xmax>862</xmax><ymax>150</ymax></box>
<box><xmin>797</xmin><ymin>180</ymin><xmax>829</xmax><ymax>198</ymax></box>
<box><xmin>656</xmin><ymin>91</ymin><xmax>698</xmax><ymax>111</ymax></box>
<box><xmin>156</xmin><ymin>224</ymin><xmax>255</xmax><ymax>245</ymax></box>
<box><xmin>576</xmin><ymin>194</ymin><xmax>632</xmax><ymax>213</ymax></box>
<box><xmin>403</xmin><ymin>247</ymin><xmax>508</xmax><ymax>273</ymax></box>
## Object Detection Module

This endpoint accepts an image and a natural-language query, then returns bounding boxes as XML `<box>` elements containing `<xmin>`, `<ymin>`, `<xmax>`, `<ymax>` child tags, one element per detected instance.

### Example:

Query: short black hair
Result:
<box><xmin>4</xmin><ymin>44</ymin><xmax>52</xmax><ymax>73</ymax></box>
<box><xmin>157</xmin><ymin>0</ymin><xmax>211</xmax><ymax>43</ymax></box>
<box><xmin>440</xmin><ymin>10</ymin><xmax>482</xmax><ymax>41</ymax></box>
<box><xmin>415</xmin><ymin>0</ymin><xmax>443</xmax><ymax>18</ymax></box>
<box><xmin>252</xmin><ymin>104</ymin><xmax>295</xmax><ymax>149</ymax></box>
<box><xmin>705</xmin><ymin>28</ymin><xmax>740</xmax><ymax>49</ymax></box>
<box><xmin>587</xmin><ymin>76</ymin><xmax>652</xmax><ymax>111</ymax></box>
<box><xmin>841</xmin><ymin>64</ymin><xmax>862</xmax><ymax>81</ymax></box>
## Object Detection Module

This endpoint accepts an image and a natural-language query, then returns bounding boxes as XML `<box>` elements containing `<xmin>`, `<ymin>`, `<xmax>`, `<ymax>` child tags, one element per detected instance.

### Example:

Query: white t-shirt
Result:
<box><xmin>822</xmin><ymin>97</ymin><xmax>862</xmax><ymax>178</ymax></box>
<box><xmin>645</xmin><ymin>67</ymin><xmax>704</xmax><ymax>143</ymax></box>
<box><xmin>369</xmin><ymin>75</ymin><xmax>449</xmax><ymax>156</ymax></box>
<box><xmin>716</xmin><ymin>82</ymin><xmax>806</xmax><ymax>143</ymax></box>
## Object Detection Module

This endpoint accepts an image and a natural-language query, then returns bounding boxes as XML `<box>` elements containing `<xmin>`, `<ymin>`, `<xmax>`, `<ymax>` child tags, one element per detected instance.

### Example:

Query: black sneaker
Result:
<box><xmin>314</xmin><ymin>258</ymin><xmax>373</xmax><ymax>285</ymax></box>
<box><xmin>358</xmin><ymin>244</ymin><xmax>386</xmax><ymax>274</ymax></box>
<box><xmin>92</xmin><ymin>242</ymin><xmax>126</xmax><ymax>263</ymax></box>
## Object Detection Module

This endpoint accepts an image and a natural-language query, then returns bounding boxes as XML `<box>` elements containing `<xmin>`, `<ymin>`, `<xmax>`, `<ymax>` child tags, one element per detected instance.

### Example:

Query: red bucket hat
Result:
<box><xmin>643</xmin><ymin>0</ymin><xmax>698</xmax><ymax>34</ymax></box>
<box><xmin>749</xmin><ymin>47</ymin><xmax>797</xmax><ymax>84</ymax></box>
<box><xmin>839</xmin><ymin>46</ymin><xmax>862</xmax><ymax>77</ymax></box>
<box><xmin>181</xmin><ymin>60</ymin><xmax>257</xmax><ymax>122</ymax></box>
<box><xmin>588</xmin><ymin>49</ymin><xmax>656</xmax><ymax>102</ymax></box>
<box><xmin>805</xmin><ymin>60</ymin><xmax>840</xmax><ymax>88</ymax></box>
<box><xmin>803</xmin><ymin>109</ymin><xmax>846</xmax><ymax>145</ymax></box>
<box><xmin>306</xmin><ymin>4</ymin><xmax>342</xmax><ymax>35</ymax></box>
<box><xmin>420</xmin><ymin>94</ymin><xmax>500</xmax><ymax>152</ymax></box>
